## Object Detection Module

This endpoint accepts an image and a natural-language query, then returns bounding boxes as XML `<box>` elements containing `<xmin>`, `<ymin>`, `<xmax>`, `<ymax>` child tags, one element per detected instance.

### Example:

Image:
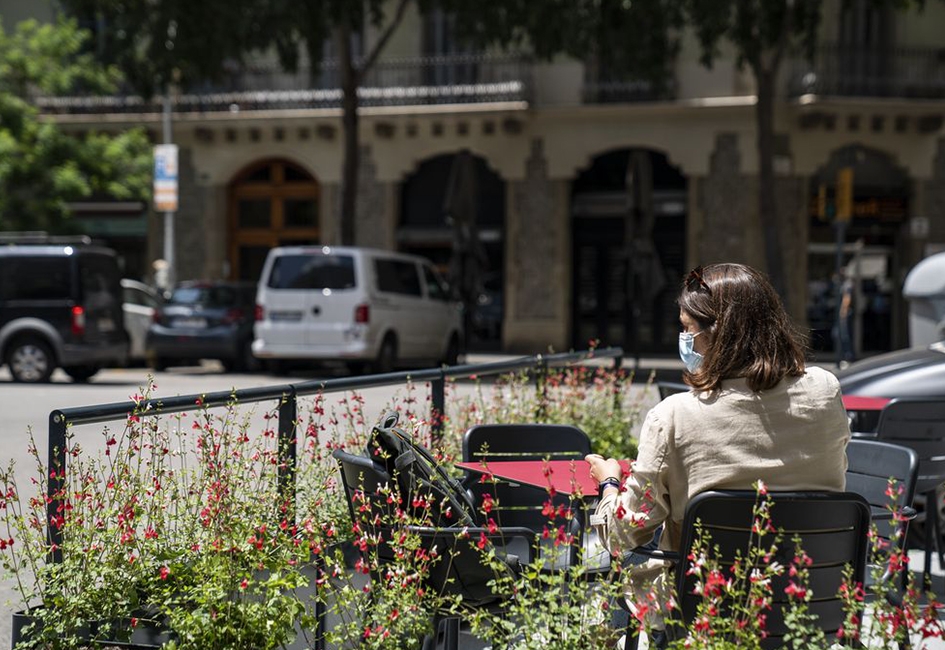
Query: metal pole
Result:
<box><xmin>278</xmin><ymin>388</ymin><xmax>298</xmax><ymax>523</ymax></box>
<box><xmin>834</xmin><ymin>220</ymin><xmax>847</xmax><ymax>368</ymax></box>
<box><xmin>47</xmin><ymin>411</ymin><xmax>67</xmax><ymax>564</ymax></box>
<box><xmin>162</xmin><ymin>91</ymin><xmax>175</xmax><ymax>287</ymax></box>
<box><xmin>431</xmin><ymin>370</ymin><xmax>446</xmax><ymax>446</ymax></box>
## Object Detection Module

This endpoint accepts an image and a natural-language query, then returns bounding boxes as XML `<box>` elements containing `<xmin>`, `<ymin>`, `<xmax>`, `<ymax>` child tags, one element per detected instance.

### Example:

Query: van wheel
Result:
<box><xmin>7</xmin><ymin>337</ymin><xmax>55</xmax><ymax>383</ymax></box>
<box><xmin>373</xmin><ymin>337</ymin><xmax>397</xmax><ymax>374</ymax></box>
<box><xmin>64</xmin><ymin>365</ymin><xmax>99</xmax><ymax>383</ymax></box>
<box><xmin>442</xmin><ymin>334</ymin><xmax>460</xmax><ymax>367</ymax></box>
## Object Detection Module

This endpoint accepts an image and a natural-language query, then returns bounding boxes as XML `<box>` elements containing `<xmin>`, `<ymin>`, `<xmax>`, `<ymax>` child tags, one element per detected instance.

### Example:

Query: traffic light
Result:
<box><xmin>836</xmin><ymin>167</ymin><xmax>854</xmax><ymax>222</ymax></box>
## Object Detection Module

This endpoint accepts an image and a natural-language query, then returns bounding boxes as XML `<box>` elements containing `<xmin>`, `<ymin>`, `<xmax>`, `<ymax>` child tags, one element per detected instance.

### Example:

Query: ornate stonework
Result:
<box><xmin>512</xmin><ymin>139</ymin><xmax>559</xmax><ymax>320</ymax></box>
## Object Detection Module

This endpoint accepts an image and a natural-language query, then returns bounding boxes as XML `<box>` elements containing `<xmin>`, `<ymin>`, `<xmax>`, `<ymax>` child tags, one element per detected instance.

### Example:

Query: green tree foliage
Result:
<box><xmin>0</xmin><ymin>17</ymin><xmax>150</xmax><ymax>233</ymax></box>
<box><xmin>61</xmin><ymin>0</ymin><xmax>420</xmax><ymax>245</ymax></box>
<box><xmin>450</xmin><ymin>0</ymin><xmax>925</xmax><ymax>300</ymax></box>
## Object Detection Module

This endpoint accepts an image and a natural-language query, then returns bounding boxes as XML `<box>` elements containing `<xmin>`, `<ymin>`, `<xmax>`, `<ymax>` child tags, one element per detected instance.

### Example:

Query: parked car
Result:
<box><xmin>837</xmin><ymin>341</ymin><xmax>945</xmax><ymax>399</ymax></box>
<box><xmin>253</xmin><ymin>246</ymin><xmax>463</xmax><ymax>374</ymax></box>
<box><xmin>121</xmin><ymin>279</ymin><xmax>163</xmax><ymax>363</ymax></box>
<box><xmin>146</xmin><ymin>281</ymin><xmax>259</xmax><ymax>372</ymax></box>
<box><xmin>0</xmin><ymin>238</ymin><xmax>128</xmax><ymax>382</ymax></box>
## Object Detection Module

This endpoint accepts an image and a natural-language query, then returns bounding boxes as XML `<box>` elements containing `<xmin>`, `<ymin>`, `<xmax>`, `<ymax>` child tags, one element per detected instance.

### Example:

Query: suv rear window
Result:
<box><xmin>0</xmin><ymin>257</ymin><xmax>71</xmax><ymax>301</ymax></box>
<box><xmin>267</xmin><ymin>255</ymin><xmax>356</xmax><ymax>290</ymax></box>
<box><xmin>169</xmin><ymin>285</ymin><xmax>253</xmax><ymax>307</ymax></box>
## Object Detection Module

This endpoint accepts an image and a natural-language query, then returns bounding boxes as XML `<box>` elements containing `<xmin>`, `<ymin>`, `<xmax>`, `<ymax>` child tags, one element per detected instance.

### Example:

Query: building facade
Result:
<box><xmin>19</xmin><ymin>1</ymin><xmax>945</xmax><ymax>356</ymax></box>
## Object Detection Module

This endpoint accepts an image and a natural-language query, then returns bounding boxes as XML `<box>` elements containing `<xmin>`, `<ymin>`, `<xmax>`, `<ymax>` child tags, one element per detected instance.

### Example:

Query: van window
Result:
<box><xmin>1</xmin><ymin>257</ymin><xmax>71</xmax><ymax>301</ymax></box>
<box><xmin>375</xmin><ymin>259</ymin><xmax>422</xmax><ymax>297</ymax></box>
<box><xmin>267</xmin><ymin>255</ymin><xmax>356</xmax><ymax>290</ymax></box>
<box><xmin>422</xmin><ymin>265</ymin><xmax>450</xmax><ymax>302</ymax></box>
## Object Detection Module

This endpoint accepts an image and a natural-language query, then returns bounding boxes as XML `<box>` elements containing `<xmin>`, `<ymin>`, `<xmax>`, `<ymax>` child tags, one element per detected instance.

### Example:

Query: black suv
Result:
<box><xmin>0</xmin><ymin>237</ymin><xmax>129</xmax><ymax>382</ymax></box>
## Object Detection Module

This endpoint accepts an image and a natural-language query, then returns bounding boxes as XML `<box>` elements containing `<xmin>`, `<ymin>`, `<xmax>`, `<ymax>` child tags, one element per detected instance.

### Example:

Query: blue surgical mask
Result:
<box><xmin>678</xmin><ymin>331</ymin><xmax>704</xmax><ymax>373</ymax></box>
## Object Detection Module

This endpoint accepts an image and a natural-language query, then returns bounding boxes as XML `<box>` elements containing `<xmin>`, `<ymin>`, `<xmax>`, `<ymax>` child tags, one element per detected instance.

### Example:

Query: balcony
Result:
<box><xmin>35</xmin><ymin>54</ymin><xmax>533</xmax><ymax>115</ymax></box>
<box><xmin>788</xmin><ymin>42</ymin><xmax>945</xmax><ymax>100</ymax></box>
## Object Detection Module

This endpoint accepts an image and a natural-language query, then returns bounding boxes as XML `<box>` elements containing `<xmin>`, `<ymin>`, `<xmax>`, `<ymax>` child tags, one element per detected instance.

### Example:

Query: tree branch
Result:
<box><xmin>355</xmin><ymin>0</ymin><xmax>411</xmax><ymax>81</ymax></box>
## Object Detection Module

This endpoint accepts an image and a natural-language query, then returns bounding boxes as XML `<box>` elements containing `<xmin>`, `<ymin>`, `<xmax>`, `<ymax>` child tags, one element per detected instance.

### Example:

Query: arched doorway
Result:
<box><xmin>571</xmin><ymin>149</ymin><xmax>688</xmax><ymax>355</ymax></box>
<box><xmin>399</xmin><ymin>150</ymin><xmax>506</xmax><ymax>349</ymax></box>
<box><xmin>807</xmin><ymin>145</ymin><xmax>910</xmax><ymax>357</ymax></box>
<box><xmin>228</xmin><ymin>159</ymin><xmax>320</xmax><ymax>281</ymax></box>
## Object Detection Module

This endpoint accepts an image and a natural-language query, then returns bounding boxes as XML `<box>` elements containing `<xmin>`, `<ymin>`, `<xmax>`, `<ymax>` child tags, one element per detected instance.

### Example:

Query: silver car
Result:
<box><xmin>121</xmin><ymin>279</ymin><xmax>163</xmax><ymax>363</ymax></box>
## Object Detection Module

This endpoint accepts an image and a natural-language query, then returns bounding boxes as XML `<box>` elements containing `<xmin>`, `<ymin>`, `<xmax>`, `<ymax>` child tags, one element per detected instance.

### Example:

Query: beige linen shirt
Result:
<box><xmin>594</xmin><ymin>365</ymin><xmax>850</xmax><ymax>603</ymax></box>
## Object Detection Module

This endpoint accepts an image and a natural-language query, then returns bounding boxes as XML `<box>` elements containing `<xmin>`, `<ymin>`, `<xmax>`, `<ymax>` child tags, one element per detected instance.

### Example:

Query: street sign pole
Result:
<box><xmin>161</xmin><ymin>93</ymin><xmax>175</xmax><ymax>287</ymax></box>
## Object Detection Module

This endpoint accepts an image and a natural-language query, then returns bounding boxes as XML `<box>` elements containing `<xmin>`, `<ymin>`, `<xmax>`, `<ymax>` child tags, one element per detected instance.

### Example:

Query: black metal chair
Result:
<box><xmin>624</xmin><ymin>490</ymin><xmax>871</xmax><ymax>650</ymax></box>
<box><xmin>872</xmin><ymin>398</ymin><xmax>945</xmax><ymax>588</ymax></box>
<box><xmin>845</xmin><ymin>439</ymin><xmax>918</xmax><ymax>583</ymax></box>
<box><xmin>332</xmin><ymin>448</ymin><xmax>536</xmax><ymax>650</ymax></box>
<box><xmin>461</xmin><ymin>424</ymin><xmax>594</xmax><ymax>570</ymax></box>
<box><xmin>656</xmin><ymin>381</ymin><xmax>689</xmax><ymax>400</ymax></box>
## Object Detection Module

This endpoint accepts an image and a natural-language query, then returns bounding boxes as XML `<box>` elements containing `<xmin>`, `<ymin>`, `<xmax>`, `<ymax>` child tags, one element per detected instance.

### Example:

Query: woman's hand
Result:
<box><xmin>585</xmin><ymin>453</ymin><xmax>622</xmax><ymax>483</ymax></box>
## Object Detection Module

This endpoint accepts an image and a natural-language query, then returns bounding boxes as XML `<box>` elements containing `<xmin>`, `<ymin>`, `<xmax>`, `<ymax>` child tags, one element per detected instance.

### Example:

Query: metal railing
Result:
<box><xmin>45</xmin><ymin>347</ymin><xmax>623</xmax><ymax>561</ymax></box>
<box><xmin>788</xmin><ymin>42</ymin><xmax>945</xmax><ymax>100</ymax></box>
<box><xmin>35</xmin><ymin>53</ymin><xmax>533</xmax><ymax>115</ymax></box>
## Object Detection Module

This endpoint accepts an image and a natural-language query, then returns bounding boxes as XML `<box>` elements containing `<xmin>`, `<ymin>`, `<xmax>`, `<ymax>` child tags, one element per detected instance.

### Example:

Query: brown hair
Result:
<box><xmin>679</xmin><ymin>263</ymin><xmax>807</xmax><ymax>393</ymax></box>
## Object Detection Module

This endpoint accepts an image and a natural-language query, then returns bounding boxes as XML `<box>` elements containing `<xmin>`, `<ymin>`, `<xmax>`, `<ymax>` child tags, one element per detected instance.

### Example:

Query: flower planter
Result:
<box><xmin>11</xmin><ymin>607</ymin><xmax>173</xmax><ymax>649</ymax></box>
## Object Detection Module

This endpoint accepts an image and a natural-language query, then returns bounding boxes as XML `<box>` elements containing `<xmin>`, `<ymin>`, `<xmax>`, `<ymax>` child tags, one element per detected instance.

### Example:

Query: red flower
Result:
<box><xmin>159</xmin><ymin>566</ymin><xmax>170</xmax><ymax>580</ymax></box>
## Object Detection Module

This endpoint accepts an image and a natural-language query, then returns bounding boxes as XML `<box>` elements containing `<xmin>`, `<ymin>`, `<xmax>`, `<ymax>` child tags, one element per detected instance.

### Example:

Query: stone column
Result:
<box><xmin>353</xmin><ymin>145</ymin><xmax>390</xmax><ymax>249</ymax></box>
<box><xmin>505</xmin><ymin>139</ymin><xmax>570</xmax><ymax>352</ymax></box>
<box><xmin>697</xmin><ymin>133</ymin><xmax>808</xmax><ymax>319</ymax></box>
<box><xmin>698</xmin><ymin>133</ymin><xmax>758</xmax><ymax>266</ymax></box>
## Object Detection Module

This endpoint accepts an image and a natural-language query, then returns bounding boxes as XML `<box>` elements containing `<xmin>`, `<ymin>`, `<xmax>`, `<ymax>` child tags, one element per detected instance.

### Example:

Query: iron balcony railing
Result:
<box><xmin>36</xmin><ymin>53</ymin><xmax>533</xmax><ymax>115</ymax></box>
<box><xmin>788</xmin><ymin>42</ymin><xmax>945</xmax><ymax>100</ymax></box>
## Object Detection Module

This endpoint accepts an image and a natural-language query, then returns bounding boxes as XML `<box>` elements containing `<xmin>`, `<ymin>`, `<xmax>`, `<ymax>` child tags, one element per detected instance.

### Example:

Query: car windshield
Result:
<box><xmin>169</xmin><ymin>286</ymin><xmax>243</xmax><ymax>307</ymax></box>
<box><xmin>267</xmin><ymin>254</ymin><xmax>356</xmax><ymax>290</ymax></box>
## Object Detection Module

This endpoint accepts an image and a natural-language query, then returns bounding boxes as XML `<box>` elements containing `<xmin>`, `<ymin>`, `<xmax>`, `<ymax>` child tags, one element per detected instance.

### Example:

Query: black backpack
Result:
<box><xmin>367</xmin><ymin>411</ymin><xmax>480</xmax><ymax>527</ymax></box>
<box><xmin>366</xmin><ymin>412</ymin><xmax>523</xmax><ymax>605</ymax></box>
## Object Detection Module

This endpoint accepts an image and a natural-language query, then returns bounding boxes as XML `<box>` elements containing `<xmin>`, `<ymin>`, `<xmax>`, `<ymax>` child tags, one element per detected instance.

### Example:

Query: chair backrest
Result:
<box><xmin>462</xmin><ymin>424</ymin><xmax>592</xmax><ymax>463</ymax></box>
<box><xmin>332</xmin><ymin>448</ymin><xmax>517</xmax><ymax>606</ymax></box>
<box><xmin>674</xmin><ymin>491</ymin><xmax>871</xmax><ymax>649</ymax></box>
<box><xmin>462</xmin><ymin>424</ymin><xmax>591</xmax><ymax>534</ymax></box>
<box><xmin>845</xmin><ymin>439</ymin><xmax>918</xmax><ymax>522</ymax></box>
<box><xmin>657</xmin><ymin>381</ymin><xmax>689</xmax><ymax>400</ymax></box>
<box><xmin>875</xmin><ymin>398</ymin><xmax>945</xmax><ymax>494</ymax></box>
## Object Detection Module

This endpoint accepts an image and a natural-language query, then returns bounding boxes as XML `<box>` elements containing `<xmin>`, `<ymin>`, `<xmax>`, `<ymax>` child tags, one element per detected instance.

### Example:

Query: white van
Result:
<box><xmin>253</xmin><ymin>246</ymin><xmax>463</xmax><ymax>373</ymax></box>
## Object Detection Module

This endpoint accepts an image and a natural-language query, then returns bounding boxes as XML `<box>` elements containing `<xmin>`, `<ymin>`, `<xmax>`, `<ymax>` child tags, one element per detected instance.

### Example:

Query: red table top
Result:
<box><xmin>842</xmin><ymin>395</ymin><xmax>892</xmax><ymax>411</ymax></box>
<box><xmin>456</xmin><ymin>459</ymin><xmax>632</xmax><ymax>497</ymax></box>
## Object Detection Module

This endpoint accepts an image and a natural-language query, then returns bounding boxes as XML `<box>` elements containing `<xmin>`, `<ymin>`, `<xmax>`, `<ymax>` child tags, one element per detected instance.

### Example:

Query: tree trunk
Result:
<box><xmin>755</xmin><ymin>66</ymin><xmax>787</xmax><ymax>299</ymax></box>
<box><xmin>338</xmin><ymin>24</ymin><xmax>359</xmax><ymax>246</ymax></box>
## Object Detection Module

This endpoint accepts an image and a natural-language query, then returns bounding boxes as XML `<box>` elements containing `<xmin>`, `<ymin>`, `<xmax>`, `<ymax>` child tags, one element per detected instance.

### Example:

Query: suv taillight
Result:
<box><xmin>354</xmin><ymin>304</ymin><xmax>369</xmax><ymax>324</ymax></box>
<box><xmin>255</xmin><ymin>304</ymin><xmax>264</xmax><ymax>322</ymax></box>
<box><xmin>71</xmin><ymin>305</ymin><xmax>86</xmax><ymax>336</ymax></box>
<box><xmin>223</xmin><ymin>307</ymin><xmax>244</xmax><ymax>324</ymax></box>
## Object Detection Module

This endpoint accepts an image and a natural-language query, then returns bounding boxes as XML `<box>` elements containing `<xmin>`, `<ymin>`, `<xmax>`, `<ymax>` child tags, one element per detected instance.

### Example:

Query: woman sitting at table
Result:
<box><xmin>586</xmin><ymin>262</ymin><xmax>850</xmax><ymax>645</ymax></box>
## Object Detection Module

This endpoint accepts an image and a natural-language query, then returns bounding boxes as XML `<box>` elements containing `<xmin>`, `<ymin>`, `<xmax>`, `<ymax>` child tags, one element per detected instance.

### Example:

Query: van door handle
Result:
<box><xmin>312</xmin><ymin>306</ymin><xmax>321</xmax><ymax>316</ymax></box>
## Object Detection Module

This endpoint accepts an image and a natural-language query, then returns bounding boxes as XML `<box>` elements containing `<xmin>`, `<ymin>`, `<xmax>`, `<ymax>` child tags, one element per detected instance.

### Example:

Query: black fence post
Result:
<box><xmin>278</xmin><ymin>387</ymin><xmax>298</xmax><ymax>523</ymax></box>
<box><xmin>431</xmin><ymin>369</ymin><xmax>446</xmax><ymax>447</ymax></box>
<box><xmin>47</xmin><ymin>410</ymin><xmax>66</xmax><ymax>565</ymax></box>
<box><xmin>535</xmin><ymin>354</ymin><xmax>549</xmax><ymax>421</ymax></box>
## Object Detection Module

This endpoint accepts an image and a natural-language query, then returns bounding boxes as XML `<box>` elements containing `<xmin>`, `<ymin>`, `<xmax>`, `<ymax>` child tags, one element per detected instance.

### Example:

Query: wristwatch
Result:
<box><xmin>598</xmin><ymin>477</ymin><xmax>621</xmax><ymax>496</ymax></box>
